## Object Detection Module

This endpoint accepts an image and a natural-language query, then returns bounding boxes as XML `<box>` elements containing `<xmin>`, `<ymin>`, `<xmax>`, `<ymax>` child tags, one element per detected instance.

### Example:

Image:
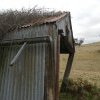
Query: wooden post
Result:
<box><xmin>60</xmin><ymin>53</ymin><xmax>74</xmax><ymax>92</ymax></box>
<box><xmin>10</xmin><ymin>42</ymin><xmax>27</xmax><ymax>66</ymax></box>
<box><xmin>55</xmin><ymin>35</ymin><xmax>60</xmax><ymax>100</ymax></box>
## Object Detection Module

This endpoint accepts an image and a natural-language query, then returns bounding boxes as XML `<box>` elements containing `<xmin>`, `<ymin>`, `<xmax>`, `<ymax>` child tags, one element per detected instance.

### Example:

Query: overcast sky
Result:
<box><xmin>0</xmin><ymin>0</ymin><xmax>100</xmax><ymax>43</ymax></box>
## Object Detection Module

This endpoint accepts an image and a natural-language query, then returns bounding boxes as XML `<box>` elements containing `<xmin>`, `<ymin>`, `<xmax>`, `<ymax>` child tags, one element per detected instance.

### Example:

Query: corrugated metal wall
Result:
<box><xmin>3</xmin><ymin>24</ymin><xmax>53</xmax><ymax>40</ymax></box>
<box><xmin>0</xmin><ymin>43</ymin><xmax>47</xmax><ymax>100</ymax></box>
<box><xmin>0</xmin><ymin>23</ymin><xmax>58</xmax><ymax>100</ymax></box>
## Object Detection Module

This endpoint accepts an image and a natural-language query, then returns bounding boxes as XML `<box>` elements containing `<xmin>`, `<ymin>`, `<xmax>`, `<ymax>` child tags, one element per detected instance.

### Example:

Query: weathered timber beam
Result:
<box><xmin>60</xmin><ymin>53</ymin><xmax>75</xmax><ymax>92</ymax></box>
<box><xmin>0</xmin><ymin>36</ymin><xmax>52</xmax><ymax>46</ymax></box>
<box><xmin>10</xmin><ymin>42</ymin><xmax>27</xmax><ymax>66</ymax></box>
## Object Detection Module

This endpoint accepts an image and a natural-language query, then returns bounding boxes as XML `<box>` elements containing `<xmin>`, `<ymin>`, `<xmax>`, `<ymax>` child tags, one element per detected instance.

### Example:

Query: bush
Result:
<box><xmin>60</xmin><ymin>78</ymin><xmax>100</xmax><ymax>100</ymax></box>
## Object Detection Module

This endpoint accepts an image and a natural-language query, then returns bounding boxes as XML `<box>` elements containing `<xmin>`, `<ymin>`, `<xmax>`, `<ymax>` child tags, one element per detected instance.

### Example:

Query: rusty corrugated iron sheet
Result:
<box><xmin>3</xmin><ymin>23</ymin><xmax>55</xmax><ymax>41</ymax></box>
<box><xmin>20</xmin><ymin>12</ymin><xmax>68</xmax><ymax>28</ymax></box>
<box><xmin>0</xmin><ymin>43</ymin><xmax>47</xmax><ymax>100</ymax></box>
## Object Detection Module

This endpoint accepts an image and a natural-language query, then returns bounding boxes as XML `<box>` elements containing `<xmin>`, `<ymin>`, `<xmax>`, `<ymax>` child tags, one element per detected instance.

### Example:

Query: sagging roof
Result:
<box><xmin>0</xmin><ymin>10</ymin><xmax>69</xmax><ymax>40</ymax></box>
<box><xmin>20</xmin><ymin>12</ymin><xmax>69</xmax><ymax>29</ymax></box>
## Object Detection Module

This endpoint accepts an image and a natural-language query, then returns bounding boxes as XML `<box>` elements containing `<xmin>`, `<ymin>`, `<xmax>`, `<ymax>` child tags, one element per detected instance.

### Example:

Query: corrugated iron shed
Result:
<box><xmin>0</xmin><ymin>12</ymin><xmax>75</xmax><ymax>100</ymax></box>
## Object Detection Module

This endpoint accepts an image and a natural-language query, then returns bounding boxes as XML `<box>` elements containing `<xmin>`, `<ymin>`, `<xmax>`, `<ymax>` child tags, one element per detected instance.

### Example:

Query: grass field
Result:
<box><xmin>59</xmin><ymin>42</ymin><xmax>100</xmax><ymax>87</ymax></box>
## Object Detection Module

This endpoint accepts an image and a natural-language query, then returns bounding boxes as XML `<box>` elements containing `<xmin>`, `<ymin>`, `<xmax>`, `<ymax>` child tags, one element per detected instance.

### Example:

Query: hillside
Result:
<box><xmin>60</xmin><ymin>42</ymin><xmax>100</xmax><ymax>87</ymax></box>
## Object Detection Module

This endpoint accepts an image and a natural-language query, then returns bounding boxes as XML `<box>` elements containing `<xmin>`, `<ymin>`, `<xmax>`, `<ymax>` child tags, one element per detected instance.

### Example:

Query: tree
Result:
<box><xmin>74</xmin><ymin>38</ymin><xmax>84</xmax><ymax>46</ymax></box>
<box><xmin>79</xmin><ymin>38</ymin><xmax>84</xmax><ymax>46</ymax></box>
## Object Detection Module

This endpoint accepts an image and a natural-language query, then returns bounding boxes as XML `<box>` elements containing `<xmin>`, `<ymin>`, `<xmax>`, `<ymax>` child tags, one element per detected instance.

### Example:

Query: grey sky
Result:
<box><xmin>0</xmin><ymin>0</ymin><xmax>100</xmax><ymax>43</ymax></box>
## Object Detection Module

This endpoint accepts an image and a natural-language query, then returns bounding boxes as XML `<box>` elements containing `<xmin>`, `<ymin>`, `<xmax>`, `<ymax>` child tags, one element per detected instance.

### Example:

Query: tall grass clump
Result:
<box><xmin>60</xmin><ymin>78</ymin><xmax>100</xmax><ymax>100</ymax></box>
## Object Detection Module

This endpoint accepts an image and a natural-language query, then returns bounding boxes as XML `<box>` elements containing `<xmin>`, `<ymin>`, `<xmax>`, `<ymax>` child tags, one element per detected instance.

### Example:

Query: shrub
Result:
<box><xmin>60</xmin><ymin>78</ymin><xmax>100</xmax><ymax>100</ymax></box>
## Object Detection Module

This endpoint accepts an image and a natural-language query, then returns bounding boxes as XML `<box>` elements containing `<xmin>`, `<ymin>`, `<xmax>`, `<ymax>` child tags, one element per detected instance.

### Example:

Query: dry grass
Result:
<box><xmin>59</xmin><ymin>42</ymin><xmax>100</xmax><ymax>87</ymax></box>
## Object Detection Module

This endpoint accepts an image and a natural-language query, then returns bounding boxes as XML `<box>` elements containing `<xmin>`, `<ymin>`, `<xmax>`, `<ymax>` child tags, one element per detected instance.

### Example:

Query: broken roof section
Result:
<box><xmin>20</xmin><ymin>12</ymin><xmax>69</xmax><ymax>28</ymax></box>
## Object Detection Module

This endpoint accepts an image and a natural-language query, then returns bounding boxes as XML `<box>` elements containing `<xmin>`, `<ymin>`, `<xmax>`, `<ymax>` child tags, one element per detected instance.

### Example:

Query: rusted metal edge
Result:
<box><xmin>68</xmin><ymin>12</ymin><xmax>75</xmax><ymax>53</ymax></box>
<box><xmin>20</xmin><ymin>12</ymin><xmax>68</xmax><ymax>29</ymax></box>
<box><xmin>0</xmin><ymin>36</ymin><xmax>52</xmax><ymax>46</ymax></box>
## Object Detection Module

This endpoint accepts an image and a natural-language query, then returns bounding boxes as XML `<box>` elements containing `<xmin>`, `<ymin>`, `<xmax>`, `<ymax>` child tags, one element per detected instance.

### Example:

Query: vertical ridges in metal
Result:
<box><xmin>0</xmin><ymin>43</ymin><xmax>46</xmax><ymax>100</ymax></box>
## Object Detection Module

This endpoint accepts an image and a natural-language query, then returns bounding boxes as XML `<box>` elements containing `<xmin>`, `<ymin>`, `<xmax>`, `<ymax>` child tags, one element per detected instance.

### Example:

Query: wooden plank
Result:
<box><xmin>60</xmin><ymin>53</ymin><xmax>75</xmax><ymax>92</ymax></box>
<box><xmin>0</xmin><ymin>36</ymin><xmax>52</xmax><ymax>46</ymax></box>
<box><xmin>10</xmin><ymin>42</ymin><xmax>27</xmax><ymax>66</ymax></box>
<box><xmin>55</xmin><ymin>35</ymin><xmax>60</xmax><ymax>100</ymax></box>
